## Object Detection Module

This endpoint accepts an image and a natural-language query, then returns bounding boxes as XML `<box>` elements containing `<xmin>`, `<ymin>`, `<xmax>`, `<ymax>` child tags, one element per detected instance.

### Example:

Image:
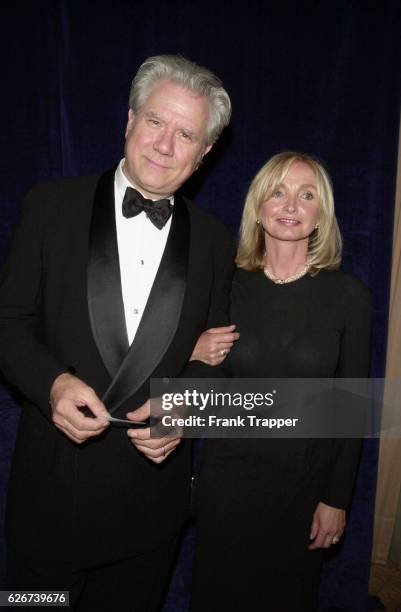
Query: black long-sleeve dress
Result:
<box><xmin>190</xmin><ymin>268</ymin><xmax>371</xmax><ymax>612</ymax></box>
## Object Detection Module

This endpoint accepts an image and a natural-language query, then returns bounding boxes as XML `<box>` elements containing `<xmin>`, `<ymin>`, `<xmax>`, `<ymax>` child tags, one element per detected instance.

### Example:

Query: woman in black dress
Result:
<box><xmin>189</xmin><ymin>152</ymin><xmax>371</xmax><ymax>611</ymax></box>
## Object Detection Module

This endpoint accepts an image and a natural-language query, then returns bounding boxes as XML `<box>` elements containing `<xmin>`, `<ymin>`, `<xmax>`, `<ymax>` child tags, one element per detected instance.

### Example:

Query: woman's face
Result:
<box><xmin>259</xmin><ymin>161</ymin><xmax>320</xmax><ymax>245</ymax></box>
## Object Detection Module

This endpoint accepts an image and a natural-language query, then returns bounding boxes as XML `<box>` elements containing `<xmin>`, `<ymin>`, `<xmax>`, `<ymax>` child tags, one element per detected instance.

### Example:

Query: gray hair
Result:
<box><xmin>128</xmin><ymin>54</ymin><xmax>231</xmax><ymax>145</ymax></box>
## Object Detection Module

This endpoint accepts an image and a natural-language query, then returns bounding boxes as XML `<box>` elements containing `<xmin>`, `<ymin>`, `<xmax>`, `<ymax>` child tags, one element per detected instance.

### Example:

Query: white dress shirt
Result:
<box><xmin>114</xmin><ymin>159</ymin><xmax>173</xmax><ymax>345</ymax></box>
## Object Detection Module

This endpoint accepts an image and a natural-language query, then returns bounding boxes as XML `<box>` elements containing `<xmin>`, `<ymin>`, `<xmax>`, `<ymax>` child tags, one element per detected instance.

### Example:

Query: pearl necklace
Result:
<box><xmin>263</xmin><ymin>263</ymin><xmax>310</xmax><ymax>285</ymax></box>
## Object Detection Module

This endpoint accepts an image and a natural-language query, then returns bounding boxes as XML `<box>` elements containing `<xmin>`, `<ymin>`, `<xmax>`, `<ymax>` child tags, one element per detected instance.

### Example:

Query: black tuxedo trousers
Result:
<box><xmin>0</xmin><ymin>168</ymin><xmax>234</xmax><ymax>567</ymax></box>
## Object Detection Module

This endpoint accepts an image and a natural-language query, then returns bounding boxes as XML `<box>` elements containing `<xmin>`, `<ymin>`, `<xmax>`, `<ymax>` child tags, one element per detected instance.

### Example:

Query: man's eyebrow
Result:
<box><xmin>145</xmin><ymin>111</ymin><xmax>162</xmax><ymax>120</ymax></box>
<box><xmin>144</xmin><ymin>111</ymin><xmax>196</xmax><ymax>137</ymax></box>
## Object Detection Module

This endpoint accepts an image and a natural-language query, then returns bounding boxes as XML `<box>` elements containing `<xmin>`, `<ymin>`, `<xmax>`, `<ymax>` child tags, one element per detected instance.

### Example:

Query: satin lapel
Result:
<box><xmin>103</xmin><ymin>195</ymin><xmax>190</xmax><ymax>414</ymax></box>
<box><xmin>87</xmin><ymin>168</ymin><xmax>129</xmax><ymax>377</ymax></box>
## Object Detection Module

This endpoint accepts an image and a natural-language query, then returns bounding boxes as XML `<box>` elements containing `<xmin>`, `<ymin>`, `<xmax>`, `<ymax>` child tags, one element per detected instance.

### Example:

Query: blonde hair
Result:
<box><xmin>236</xmin><ymin>151</ymin><xmax>342</xmax><ymax>274</ymax></box>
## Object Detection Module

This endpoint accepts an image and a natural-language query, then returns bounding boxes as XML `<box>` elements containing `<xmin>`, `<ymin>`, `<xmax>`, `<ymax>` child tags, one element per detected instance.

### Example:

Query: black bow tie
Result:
<box><xmin>122</xmin><ymin>187</ymin><xmax>172</xmax><ymax>230</ymax></box>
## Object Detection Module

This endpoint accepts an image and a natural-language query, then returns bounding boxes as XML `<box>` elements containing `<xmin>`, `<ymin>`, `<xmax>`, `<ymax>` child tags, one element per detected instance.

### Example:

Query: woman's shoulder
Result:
<box><xmin>316</xmin><ymin>269</ymin><xmax>371</xmax><ymax>309</ymax></box>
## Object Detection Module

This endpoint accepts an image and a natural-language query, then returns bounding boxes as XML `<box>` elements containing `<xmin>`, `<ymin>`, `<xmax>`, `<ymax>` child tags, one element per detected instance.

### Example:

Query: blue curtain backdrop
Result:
<box><xmin>1</xmin><ymin>2</ymin><xmax>400</xmax><ymax>610</ymax></box>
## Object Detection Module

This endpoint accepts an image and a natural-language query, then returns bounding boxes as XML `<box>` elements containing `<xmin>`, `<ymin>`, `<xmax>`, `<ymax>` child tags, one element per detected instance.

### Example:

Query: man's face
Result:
<box><xmin>123</xmin><ymin>79</ymin><xmax>212</xmax><ymax>199</ymax></box>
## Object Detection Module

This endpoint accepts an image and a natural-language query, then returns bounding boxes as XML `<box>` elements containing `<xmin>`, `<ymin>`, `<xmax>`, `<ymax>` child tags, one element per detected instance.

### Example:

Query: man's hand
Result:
<box><xmin>126</xmin><ymin>400</ymin><xmax>181</xmax><ymax>464</ymax></box>
<box><xmin>50</xmin><ymin>372</ymin><xmax>110</xmax><ymax>444</ymax></box>
<box><xmin>309</xmin><ymin>501</ymin><xmax>345</xmax><ymax>549</ymax></box>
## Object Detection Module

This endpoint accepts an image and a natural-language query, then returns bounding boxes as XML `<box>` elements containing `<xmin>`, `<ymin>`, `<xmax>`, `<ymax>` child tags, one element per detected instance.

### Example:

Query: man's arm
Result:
<box><xmin>0</xmin><ymin>187</ymin><xmax>67</xmax><ymax>413</ymax></box>
<box><xmin>127</xmin><ymin>219</ymin><xmax>236</xmax><ymax>462</ymax></box>
<box><xmin>181</xmin><ymin>221</ymin><xmax>236</xmax><ymax>378</ymax></box>
<box><xmin>0</xmin><ymin>186</ymin><xmax>110</xmax><ymax>440</ymax></box>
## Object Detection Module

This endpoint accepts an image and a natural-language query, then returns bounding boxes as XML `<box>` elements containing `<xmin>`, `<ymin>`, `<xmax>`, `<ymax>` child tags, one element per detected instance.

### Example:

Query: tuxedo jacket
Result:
<box><xmin>0</xmin><ymin>167</ymin><xmax>235</xmax><ymax>567</ymax></box>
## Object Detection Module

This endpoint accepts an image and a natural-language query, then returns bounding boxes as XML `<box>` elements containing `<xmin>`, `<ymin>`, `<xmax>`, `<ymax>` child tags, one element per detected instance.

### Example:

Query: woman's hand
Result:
<box><xmin>309</xmin><ymin>501</ymin><xmax>345</xmax><ymax>549</ymax></box>
<box><xmin>190</xmin><ymin>325</ymin><xmax>240</xmax><ymax>366</ymax></box>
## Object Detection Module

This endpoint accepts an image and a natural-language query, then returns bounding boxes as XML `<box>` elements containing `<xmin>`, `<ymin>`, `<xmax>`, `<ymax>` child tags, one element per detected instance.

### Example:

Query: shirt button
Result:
<box><xmin>140</xmin><ymin>259</ymin><xmax>144</xmax><ymax>265</ymax></box>
<box><xmin>133</xmin><ymin>308</ymin><xmax>139</xmax><ymax>315</ymax></box>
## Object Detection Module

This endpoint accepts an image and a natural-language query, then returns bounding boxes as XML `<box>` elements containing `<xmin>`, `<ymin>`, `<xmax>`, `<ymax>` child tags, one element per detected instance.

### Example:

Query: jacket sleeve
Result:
<box><xmin>0</xmin><ymin>186</ymin><xmax>68</xmax><ymax>416</ymax></box>
<box><xmin>320</xmin><ymin>276</ymin><xmax>372</xmax><ymax>509</ymax></box>
<box><xmin>180</xmin><ymin>220</ymin><xmax>236</xmax><ymax>379</ymax></box>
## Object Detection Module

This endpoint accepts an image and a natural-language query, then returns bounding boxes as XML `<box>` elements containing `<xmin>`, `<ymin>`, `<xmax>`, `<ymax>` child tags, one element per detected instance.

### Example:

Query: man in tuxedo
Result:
<box><xmin>0</xmin><ymin>55</ymin><xmax>234</xmax><ymax>610</ymax></box>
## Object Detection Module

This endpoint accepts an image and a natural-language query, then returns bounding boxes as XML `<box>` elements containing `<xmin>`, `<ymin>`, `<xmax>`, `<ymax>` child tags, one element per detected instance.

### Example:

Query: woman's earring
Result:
<box><xmin>256</xmin><ymin>219</ymin><xmax>261</xmax><ymax>225</ymax></box>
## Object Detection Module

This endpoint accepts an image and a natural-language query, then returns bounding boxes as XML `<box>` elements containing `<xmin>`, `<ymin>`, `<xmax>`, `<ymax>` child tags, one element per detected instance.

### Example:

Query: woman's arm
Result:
<box><xmin>310</xmin><ymin>275</ymin><xmax>372</xmax><ymax>548</ymax></box>
<box><xmin>321</xmin><ymin>276</ymin><xmax>372</xmax><ymax>508</ymax></box>
<box><xmin>190</xmin><ymin>325</ymin><xmax>240</xmax><ymax>366</ymax></box>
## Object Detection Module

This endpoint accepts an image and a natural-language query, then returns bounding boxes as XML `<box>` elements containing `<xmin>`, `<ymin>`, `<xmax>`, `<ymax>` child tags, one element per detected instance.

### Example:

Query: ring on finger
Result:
<box><xmin>220</xmin><ymin>349</ymin><xmax>228</xmax><ymax>357</ymax></box>
<box><xmin>332</xmin><ymin>536</ymin><xmax>340</xmax><ymax>544</ymax></box>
